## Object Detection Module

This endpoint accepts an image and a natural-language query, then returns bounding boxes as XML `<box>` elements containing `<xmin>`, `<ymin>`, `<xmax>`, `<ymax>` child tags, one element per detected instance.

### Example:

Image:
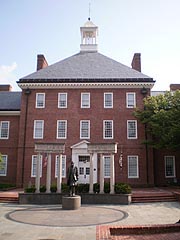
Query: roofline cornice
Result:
<box><xmin>0</xmin><ymin>111</ymin><xmax>20</xmax><ymax>116</ymax></box>
<box><xmin>17</xmin><ymin>82</ymin><xmax>155</xmax><ymax>89</ymax></box>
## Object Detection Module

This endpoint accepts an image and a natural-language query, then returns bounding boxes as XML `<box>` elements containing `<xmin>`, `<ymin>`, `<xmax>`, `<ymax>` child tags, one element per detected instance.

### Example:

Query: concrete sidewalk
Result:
<box><xmin>0</xmin><ymin>201</ymin><xmax>180</xmax><ymax>240</ymax></box>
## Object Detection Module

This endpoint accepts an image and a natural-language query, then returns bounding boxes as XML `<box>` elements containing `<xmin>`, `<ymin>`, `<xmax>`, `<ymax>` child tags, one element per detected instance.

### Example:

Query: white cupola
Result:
<box><xmin>80</xmin><ymin>18</ymin><xmax>98</xmax><ymax>52</ymax></box>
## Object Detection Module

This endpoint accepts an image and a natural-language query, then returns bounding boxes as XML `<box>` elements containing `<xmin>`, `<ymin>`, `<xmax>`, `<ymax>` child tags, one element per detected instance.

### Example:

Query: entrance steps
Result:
<box><xmin>0</xmin><ymin>196</ymin><xmax>19</xmax><ymax>203</ymax></box>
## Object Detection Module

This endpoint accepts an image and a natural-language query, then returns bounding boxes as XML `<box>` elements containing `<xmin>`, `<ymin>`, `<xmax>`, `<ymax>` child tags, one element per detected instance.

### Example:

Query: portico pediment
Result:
<box><xmin>71</xmin><ymin>140</ymin><xmax>90</xmax><ymax>150</ymax></box>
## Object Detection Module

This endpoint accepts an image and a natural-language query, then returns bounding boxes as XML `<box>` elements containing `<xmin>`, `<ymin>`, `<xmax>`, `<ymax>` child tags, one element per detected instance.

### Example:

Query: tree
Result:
<box><xmin>134</xmin><ymin>90</ymin><xmax>180</xmax><ymax>150</ymax></box>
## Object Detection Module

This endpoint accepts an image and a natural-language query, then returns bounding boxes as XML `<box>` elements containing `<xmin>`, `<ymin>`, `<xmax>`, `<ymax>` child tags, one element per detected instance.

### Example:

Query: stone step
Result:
<box><xmin>132</xmin><ymin>194</ymin><xmax>177</xmax><ymax>203</ymax></box>
<box><xmin>0</xmin><ymin>197</ymin><xmax>19</xmax><ymax>203</ymax></box>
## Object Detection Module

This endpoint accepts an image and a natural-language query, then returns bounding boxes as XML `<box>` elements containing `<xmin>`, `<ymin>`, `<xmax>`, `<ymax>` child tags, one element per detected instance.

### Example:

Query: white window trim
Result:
<box><xmin>58</xmin><ymin>93</ymin><xmax>67</xmax><ymax>108</ymax></box>
<box><xmin>81</xmin><ymin>93</ymin><xmax>90</xmax><ymax>108</ymax></box>
<box><xmin>104</xmin><ymin>92</ymin><xmax>113</xmax><ymax>108</ymax></box>
<box><xmin>127</xmin><ymin>120</ymin><xmax>137</xmax><ymax>139</ymax></box>
<box><xmin>36</xmin><ymin>93</ymin><xmax>45</xmax><ymax>108</ymax></box>
<box><xmin>103</xmin><ymin>120</ymin><xmax>113</xmax><ymax>139</ymax></box>
<box><xmin>128</xmin><ymin>155</ymin><xmax>139</xmax><ymax>178</ymax></box>
<box><xmin>80</xmin><ymin>120</ymin><xmax>90</xmax><ymax>139</ymax></box>
<box><xmin>0</xmin><ymin>121</ymin><xmax>10</xmax><ymax>139</ymax></box>
<box><xmin>31</xmin><ymin>155</ymin><xmax>42</xmax><ymax>177</ymax></box>
<box><xmin>57</xmin><ymin>120</ymin><xmax>67</xmax><ymax>139</ymax></box>
<box><xmin>55</xmin><ymin>155</ymin><xmax>66</xmax><ymax>178</ymax></box>
<box><xmin>165</xmin><ymin>156</ymin><xmax>176</xmax><ymax>178</ymax></box>
<box><xmin>104</xmin><ymin>155</ymin><xmax>111</xmax><ymax>178</ymax></box>
<box><xmin>33</xmin><ymin>120</ymin><xmax>44</xmax><ymax>139</ymax></box>
<box><xmin>0</xmin><ymin>155</ymin><xmax>8</xmax><ymax>176</ymax></box>
<box><xmin>126</xmin><ymin>92</ymin><xmax>136</xmax><ymax>108</ymax></box>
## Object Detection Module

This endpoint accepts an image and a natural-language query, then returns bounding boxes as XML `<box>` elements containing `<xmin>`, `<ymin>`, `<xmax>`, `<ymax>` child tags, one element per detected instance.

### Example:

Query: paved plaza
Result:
<box><xmin>0</xmin><ymin>201</ymin><xmax>180</xmax><ymax>240</ymax></box>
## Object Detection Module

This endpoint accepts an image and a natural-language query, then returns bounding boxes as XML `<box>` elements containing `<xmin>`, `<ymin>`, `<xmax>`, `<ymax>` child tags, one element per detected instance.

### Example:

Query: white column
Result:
<box><xmin>89</xmin><ymin>153</ymin><xmax>94</xmax><ymax>194</ymax></box>
<box><xmin>35</xmin><ymin>153</ymin><xmax>41</xmax><ymax>193</ymax></box>
<box><xmin>57</xmin><ymin>154</ymin><xmax>62</xmax><ymax>193</ymax></box>
<box><xmin>99</xmin><ymin>154</ymin><xmax>104</xmax><ymax>194</ymax></box>
<box><xmin>46</xmin><ymin>153</ymin><xmax>51</xmax><ymax>193</ymax></box>
<box><xmin>110</xmin><ymin>154</ymin><xmax>115</xmax><ymax>194</ymax></box>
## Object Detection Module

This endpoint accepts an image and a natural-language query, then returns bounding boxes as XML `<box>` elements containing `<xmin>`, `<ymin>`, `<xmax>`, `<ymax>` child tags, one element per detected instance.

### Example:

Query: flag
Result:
<box><xmin>43</xmin><ymin>154</ymin><xmax>48</xmax><ymax>168</ymax></box>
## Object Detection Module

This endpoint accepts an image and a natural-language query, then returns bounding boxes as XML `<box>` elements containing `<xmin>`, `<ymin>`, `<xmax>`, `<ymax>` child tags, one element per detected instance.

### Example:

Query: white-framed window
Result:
<box><xmin>165</xmin><ymin>156</ymin><xmax>176</xmax><ymax>178</ymax></box>
<box><xmin>0</xmin><ymin>155</ymin><xmax>8</xmax><ymax>176</ymax></box>
<box><xmin>57</xmin><ymin>120</ymin><xmax>67</xmax><ymax>139</ymax></box>
<box><xmin>33</xmin><ymin>120</ymin><xmax>44</xmax><ymax>139</ymax></box>
<box><xmin>55</xmin><ymin>155</ymin><xmax>66</xmax><ymax>178</ymax></box>
<box><xmin>58</xmin><ymin>93</ymin><xmax>67</xmax><ymax>108</ymax></box>
<box><xmin>104</xmin><ymin>93</ymin><xmax>113</xmax><ymax>108</ymax></box>
<box><xmin>0</xmin><ymin>121</ymin><xmax>10</xmax><ymax>139</ymax></box>
<box><xmin>128</xmin><ymin>156</ymin><xmax>139</xmax><ymax>178</ymax></box>
<box><xmin>126</xmin><ymin>92</ymin><xmax>136</xmax><ymax>108</ymax></box>
<box><xmin>31</xmin><ymin>155</ymin><xmax>42</xmax><ymax>177</ymax></box>
<box><xmin>127</xmin><ymin>120</ymin><xmax>137</xmax><ymax>139</ymax></box>
<box><xmin>81</xmin><ymin>93</ymin><xmax>90</xmax><ymax>108</ymax></box>
<box><xmin>36</xmin><ymin>93</ymin><xmax>45</xmax><ymax>108</ymax></box>
<box><xmin>104</xmin><ymin>156</ymin><xmax>111</xmax><ymax>178</ymax></box>
<box><xmin>80</xmin><ymin>120</ymin><xmax>90</xmax><ymax>139</ymax></box>
<box><xmin>103</xmin><ymin>120</ymin><xmax>113</xmax><ymax>139</ymax></box>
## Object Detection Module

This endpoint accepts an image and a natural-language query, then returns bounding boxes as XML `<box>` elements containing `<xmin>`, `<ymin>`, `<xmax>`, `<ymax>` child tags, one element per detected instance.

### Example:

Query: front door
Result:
<box><xmin>78</xmin><ymin>155</ymin><xmax>90</xmax><ymax>184</ymax></box>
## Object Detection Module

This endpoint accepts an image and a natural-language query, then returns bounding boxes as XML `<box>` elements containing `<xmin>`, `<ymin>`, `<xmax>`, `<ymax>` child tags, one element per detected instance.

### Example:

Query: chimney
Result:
<box><xmin>37</xmin><ymin>54</ymin><xmax>48</xmax><ymax>71</ymax></box>
<box><xmin>131</xmin><ymin>53</ymin><xmax>141</xmax><ymax>72</ymax></box>
<box><xmin>170</xmin><ymin>84</ymin><xmax>180</xmax><ymax>91</ymax></box>
<box><xmin>0</xmin><ymin>84</ymin><xmax>12</xmax><ymax>92</ymax></box>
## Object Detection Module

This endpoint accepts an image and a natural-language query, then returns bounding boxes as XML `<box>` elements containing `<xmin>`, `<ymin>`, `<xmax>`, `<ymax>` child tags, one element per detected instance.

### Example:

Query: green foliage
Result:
<box><xmin>77</xmin><ymin>184</ymin><xmax>89</xmax><ymax>193</ymax></box>
<box><xmin>114</xmin><ymin>183</ymin><xmax>132</xmax><ymax>194</ymax></box>
<box><xmin>25</xmin><ymin>186</ymin><xmax>36</xmax><ymax>193</ymax></box>
<box><xmin>134</xmin><ymin>90</ymin><xmax>180</xmax><ymax>150</ymax></box>
<box><xmin>40</xmin><ymin>185</ymin><xmax>46</xmax><ymax>192</ymax></box>
<box><xmin>61</xmin><ymin>183</ymin><xmax>69</xmax><ymax>193</ymax></box>
<box><xmin>0</xmin><ymin>183</ymin><xmax>16</xmax><ymax>190</ymax></box>
<box><xmin>50</xmin><ymin>183</ymin><xmax>57</xmax><ymax>193</ymax></box>
<box><xmin>93</xmin><ymin>183</ymin><xmax>100</xmax><ymax>193</ymax></box>
<box><xmin>104</xmin><ymin>182</ymin><xmax>110</xmax><ymax>193</ymax></box>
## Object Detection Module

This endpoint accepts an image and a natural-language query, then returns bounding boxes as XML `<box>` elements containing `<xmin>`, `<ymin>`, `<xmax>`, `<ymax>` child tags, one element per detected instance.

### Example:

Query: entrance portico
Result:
<box><xmin>34</xmin><ymin>143</ymin><xmax>65</xmax><ymax>193</ymax></box>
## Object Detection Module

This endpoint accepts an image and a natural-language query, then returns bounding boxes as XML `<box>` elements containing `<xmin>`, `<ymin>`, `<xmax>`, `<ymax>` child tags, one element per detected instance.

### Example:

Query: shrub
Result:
<box><xmin>93</xmin><ymin>183</ymin><xmax>100</xmax><ymax>193</ymax></box>
<box><xmin>40</xmin><ymin>185</ymin><xmax>46</xmax><ymax>193</ymax></box>
<box><xmin>77</xmin><ymin>184</ymin><xmax>89</xmax><ymax>193</ymax></box>
<box><xmin>0</xmin><ymin>183</ymin><xmax>16</xmax><ymax>190</ymax></box>
<box><xmin>61</xmin><ymin>183</ymin><xmax>69</xmax><ymax>193</ymax></box>
<box><xmin>25</xmin><ymin>186</ymin><xmax>36</xmax><ymax>193</ymax></box>
<box><xmin>115</xmin><ymin>183</ymin><xmax>132</xmax><ymax>194</ymax></box>
<box><xmin>104</xmin><ymin>182</ymin><xmax>110</xmax><ymax>193</ymax></box>
<box><xmin>50</xmin><ymin>184</ymin><xmax>57</xmax><ymax>193</ymax></box>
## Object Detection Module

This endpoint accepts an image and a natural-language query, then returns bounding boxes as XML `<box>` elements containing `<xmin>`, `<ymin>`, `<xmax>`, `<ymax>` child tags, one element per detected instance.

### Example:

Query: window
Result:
<box><xmin>58</xmin><ymin>93</ymin><xmax>67</xmax><ymax>108</ymax></box>
<box><xmin>104</xmin><ymin>156</ymin><xmax>111</xmax><ymax>178</ymax></box>
<box><xmin>165</xmin><ymin>156</ymin><xmax>175</xmax><ymax>178</ymax></box>
<box><xmin>0</xmin><ymin>155</ymin><xmax>7</xmax><ymax>176</ymax></box>
<box><xmin>57</xmin><ymin>120</ymin><xmax>67</xmax><ymax>139</ymax></box>
<box><xmin>33</xmin><ymin>120</ymin><xmax>44</xmax><ymax>139</ymax></box>
<box><xmin>103</xmin><ymin>120</ymin><xmax>113</xmax><ymax>139</ymax></box>
<box><xmin>80</xmin><ymin>120</ymin><xmax>90</xmax><ymax>139</ymax></box>
<box><xmin>128</xmin><ymin>156</ymin><xmax>139</xmax><ymax>178</ymax></box>
<box><xmin>81</xmin><ymin>93</ymin><xmax>90</xmax><ymax>108</ymax></box>
<box><xmin>36</xmin><ymin>93</ymin><xmax>45</xmax><ymax>108</ymax></box>
<box><xmin>126</xmin><ymin>92</ymin><xmax>136</xmax><ymax>108</ymax></box>
<box><xmin>104</xmin><ymin>93</ymin><xmax>113</xmax><ymax>108</ymax></box>
<box><xmin>55</xmin><ymin>155</ymin><xmax>66</xmax><ymax>178</ymax></box>
<box><xmin>0</xmin><ymin>121</ymin><xmax>9</xmax><ymax>139</ymax></box>
<box><xmin>31</xmin><ymin>155</ymin><xmax>42</xmax><ymax>177</ymax></box>
<box><xmin>127</xmin><ymin>120</ymin><xmax>137</xmax><ymax>139</ymax></box>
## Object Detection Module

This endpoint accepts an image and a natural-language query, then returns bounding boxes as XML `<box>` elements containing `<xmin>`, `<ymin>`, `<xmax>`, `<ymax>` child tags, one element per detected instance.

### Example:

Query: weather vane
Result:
<box><xmin>88</xmin><ymin>2</ymin><xmax>91</xmax><ymax>20</ymax></box>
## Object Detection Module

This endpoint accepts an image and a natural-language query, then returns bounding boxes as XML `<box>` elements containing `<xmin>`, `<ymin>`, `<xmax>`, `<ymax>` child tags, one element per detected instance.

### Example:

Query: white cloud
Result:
<box><xmin>0</xmin><ymin>62</ymin><xmax>20</xmax><ymax>91</ymax></box>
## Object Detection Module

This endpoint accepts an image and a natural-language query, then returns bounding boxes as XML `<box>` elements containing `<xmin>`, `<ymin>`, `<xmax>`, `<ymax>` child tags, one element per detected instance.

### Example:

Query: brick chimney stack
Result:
<box><xmin>131</xmin><ymin>53</ymin><xmax>141</xmax><ymax>72</ymax></box>
<box><xmin>0</xmin><ymin>84</ymin><xmax>12</xmax><ymax>91</ymax></box>
<box><xmin>37</xmin><ymin>54</ymin><xmax>48</xmax><ymax>71</ymax></box>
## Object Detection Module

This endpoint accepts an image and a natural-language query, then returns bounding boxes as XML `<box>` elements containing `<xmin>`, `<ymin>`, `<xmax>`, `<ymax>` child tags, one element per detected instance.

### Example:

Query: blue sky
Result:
<box><xmin>0</xmin><ymin>0</ymin><xmax>180</xmax><ymax>91</ymax></box>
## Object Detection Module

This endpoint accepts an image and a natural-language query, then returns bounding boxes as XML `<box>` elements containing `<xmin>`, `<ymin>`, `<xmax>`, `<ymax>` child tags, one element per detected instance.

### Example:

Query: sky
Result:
<box><xmin>0</xmin><ymin>0</ymin><xmax>180</xmax><ymax>91</ymax></box>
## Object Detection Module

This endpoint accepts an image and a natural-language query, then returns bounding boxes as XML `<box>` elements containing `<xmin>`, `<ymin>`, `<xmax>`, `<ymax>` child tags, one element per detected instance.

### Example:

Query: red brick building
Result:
<box><xmin>0</xmin><ymin>19</ymin><xmax>179</xmax><ymax>190</ymax></box>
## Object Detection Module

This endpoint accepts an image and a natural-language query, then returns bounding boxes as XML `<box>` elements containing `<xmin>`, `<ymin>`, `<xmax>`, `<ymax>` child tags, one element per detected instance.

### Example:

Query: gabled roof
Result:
<box><xmin>0</xmin><ymin>92</ymin><xmax>21</xmax><ymax>111</ymax></box>
<box><xmin>19</xmin><ymin>52</ymin><xmax>154</xmax><ymax>83</ymax></box>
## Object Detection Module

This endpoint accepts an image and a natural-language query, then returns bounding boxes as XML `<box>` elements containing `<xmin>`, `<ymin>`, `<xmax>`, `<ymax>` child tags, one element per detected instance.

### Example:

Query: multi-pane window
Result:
<box><xmin>0</xmin><ymin>121</ymin><xmax>9</xmax><ymax>139</ymax></box>
<box><xmin>104</xmin><ymin>93</ymin><xmax>113</xmax><ymax>108</ymax></box>
<box><xmin>81</xmin><ymin>93</ymin><xmax>90</xmax><ymax>108</ymax></box>
<box><xmin>165</xmin><ymin>156</ymin><xmax>175</xmax><ymax>178</ymax></box>
<box><xmin>33</xmin><ymin>120</ymin><xmax>44</xmax><ymax>139</ymax></box>
<box><xmin>127</xmin><ymin>120</ymin><xmax>137</xmax><ymax>139</ymax></box>
<box><xmin>55</xmin><ymin>155</ymin><xmax>66</xmax><ymax>178</ymax></box>
<box><xmin>103</xmin><ymin>120</ymin><xmax>113</xmax><ymax>139</ymax></box>
<box><xmin>36</xmin><ymin>93</ymin><xmax>45</xmax><ymax>108</ymax></box>
<box><xmin>80</xmin><ymin>120</ymin><xmax>90</xmax><ymax>139</ymax></box>
<box><xmin>31</xmin><ymin>155</ymin><xmax>42</xmax><ymax>177</ymax></box>
<box><xmin>128</xmin><ymin>156</ymin><xmax>139</xmax><ymax>178</ymax></box>
<box><xmin>58</xmin><ymin>93</ymin><xmax>67</xmax><ymax>108</ymax></box>
<box><xmin>0</xmin><ymin>155</ymin><xmax>8</xmax><ymax>176</ymax></box>
<box><xmin>104</xmin><ymin>156</ymin><xmax>111</xmax><ymax>178</ymax></box>
<box><xmin>57</xmin><ymin>120</ymin><xmax>67</xmax><ymax>139</ymax></box>
<box><xmin>126</xmin><ymin>92</ymin><xmax>136</xmax><ymax>108</ymax></box>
